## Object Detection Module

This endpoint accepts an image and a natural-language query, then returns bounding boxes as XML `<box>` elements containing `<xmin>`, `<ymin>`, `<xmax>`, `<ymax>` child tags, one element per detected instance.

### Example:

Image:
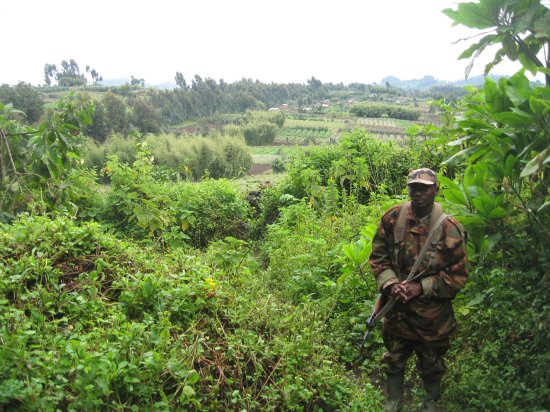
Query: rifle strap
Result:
<box><xmin>392</xmin><ymin>202</ymin><xmax>444</xmax><ymax>271</ymax></box>
<box><xmin>374</xmin><ymin>209</ymin><xmax>448</xmax><ymax>323</ymax></box>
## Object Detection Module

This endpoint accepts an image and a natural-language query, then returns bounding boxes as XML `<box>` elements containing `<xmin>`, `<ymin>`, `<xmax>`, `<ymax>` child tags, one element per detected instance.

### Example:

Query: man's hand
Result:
<box><xmin>389</xmin><ymin>281</ymin><xmax>422</xmax><ymax>302</ymax></box>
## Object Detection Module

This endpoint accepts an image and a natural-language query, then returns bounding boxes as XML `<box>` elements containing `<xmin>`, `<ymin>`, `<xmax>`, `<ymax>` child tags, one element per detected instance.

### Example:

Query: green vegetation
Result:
<box><xmin>83</xmin><ymin>133</ymin><xmax>252</xmax><ymax>181</ymax></box>
<box><xmin>0</xmin><ymin>209</ymin><xmax>386</xmax><ymax>410</ymax></box>
<box><xmin>242</xmin><ymin>122</ymin><xmax>278</xmax><ymax>146</ymax></box>
<box><xmin>0</xmin><ymin>2</ymin><xmax>549</xmax><ymax>409</ymax></box>
<box><xmin>350</xmin><ymin>102</ymin><xmax>421</xmax><ymax>121</ymax></box>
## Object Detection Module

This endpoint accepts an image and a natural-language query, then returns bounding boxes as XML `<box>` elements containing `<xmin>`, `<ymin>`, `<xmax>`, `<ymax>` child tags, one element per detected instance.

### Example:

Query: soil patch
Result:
<box><xmin>249</xmin><ymin>164</ymin><xmax>272</xmax><ymax>175</ymax></box>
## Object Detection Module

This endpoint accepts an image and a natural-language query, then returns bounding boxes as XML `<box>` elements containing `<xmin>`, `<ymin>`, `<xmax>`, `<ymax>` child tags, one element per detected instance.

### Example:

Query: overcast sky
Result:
<box><xmin>1</xmin><ymin>0</ymin><xmax>527</xmax><ymax>87</ymax></box>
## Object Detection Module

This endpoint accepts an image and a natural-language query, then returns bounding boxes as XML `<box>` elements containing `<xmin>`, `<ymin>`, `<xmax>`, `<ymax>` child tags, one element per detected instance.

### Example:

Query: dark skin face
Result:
<box><xmin>408</xmin><ymin>183</ymin><xmax>438</xmax><ymax>219</ymax></box>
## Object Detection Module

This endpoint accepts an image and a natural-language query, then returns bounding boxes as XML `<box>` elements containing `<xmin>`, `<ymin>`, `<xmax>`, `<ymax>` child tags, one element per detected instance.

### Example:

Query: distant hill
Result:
<box><xmin>98</xmin><ymin>78</ymin><xmax>176</xmax><ymax>89</ymax></box>
<box><xmin>98</xmin><ymin>78</ymin><xmax>129</xmax><ymax>87</ymax></box>
<box><xmin>151</xmin><ymin>82</ymin><xmax>177</xmax><ymax>90</ymax></box>
<box><xmin>381</xmin><ymin>74</ymin><xmax>509</xmax><ymax>90</ymax></box>
<box><xmin>98</xmin><ymin>74</ymin><xmax>537</xmax><ymax>91</ymax></box>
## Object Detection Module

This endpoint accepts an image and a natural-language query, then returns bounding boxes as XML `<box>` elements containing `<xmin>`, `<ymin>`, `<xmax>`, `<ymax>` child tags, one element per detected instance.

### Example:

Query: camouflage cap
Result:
<box><xmin>407</xmin><ymin>168</ymin><xmax>438</xmax><ymax>185</ymax></box>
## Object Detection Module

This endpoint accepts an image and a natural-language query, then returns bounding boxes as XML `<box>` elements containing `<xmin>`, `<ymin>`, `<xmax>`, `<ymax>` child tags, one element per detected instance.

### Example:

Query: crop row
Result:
<box><xmin>355</xmin><ymin>118</ymin><xmax>397</xmax><ymax>127</ymax></box>
<box><xmin>278</xmin><ymin>128</ymin><xmax>331</xmax><ymax>139</ymax></box>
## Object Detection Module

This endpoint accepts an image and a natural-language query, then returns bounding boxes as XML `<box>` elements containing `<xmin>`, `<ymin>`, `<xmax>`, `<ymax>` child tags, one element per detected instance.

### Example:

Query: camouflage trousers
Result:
<box><xmin>382</xmin><ymin>326</ymin><xmax>450</xmax><ymax>382</ymax></box>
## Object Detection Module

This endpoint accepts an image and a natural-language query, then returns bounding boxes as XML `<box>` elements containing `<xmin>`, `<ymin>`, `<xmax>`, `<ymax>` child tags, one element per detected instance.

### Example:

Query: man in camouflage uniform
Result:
<box><xmin>368</xmin><ymin>168</ymin><xmax>468</xmax><ymax>412</ymax></box>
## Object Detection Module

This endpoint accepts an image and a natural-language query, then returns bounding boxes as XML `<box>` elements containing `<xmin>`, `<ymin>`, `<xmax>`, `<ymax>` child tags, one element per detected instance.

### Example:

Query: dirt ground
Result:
<box><xmin>249</xmin><ymin>164</ymin><xmax>272</xmax><ymax>175</ymax></box>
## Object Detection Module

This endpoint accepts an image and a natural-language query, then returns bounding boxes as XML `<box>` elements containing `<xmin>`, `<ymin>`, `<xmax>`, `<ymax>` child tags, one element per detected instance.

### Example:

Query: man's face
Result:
<box><xmin>408</xmin><ymin>183</ymin><xmax>438</xmax><ymax>209</ymax></box>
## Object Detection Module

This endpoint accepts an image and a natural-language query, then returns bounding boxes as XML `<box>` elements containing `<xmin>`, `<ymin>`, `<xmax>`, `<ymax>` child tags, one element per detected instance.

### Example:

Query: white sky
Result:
<box><xmin>1</xmin><ymin>0</ymin><xmax>527</xmax><ymax>86</ymax></box>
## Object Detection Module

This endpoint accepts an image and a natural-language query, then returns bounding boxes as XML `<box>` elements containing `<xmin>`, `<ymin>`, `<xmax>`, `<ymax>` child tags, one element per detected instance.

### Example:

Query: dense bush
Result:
<box><xmin>179</xmin><ymin>135</ymin><xmax>252</xmax><ymax>180</ymax></box>
<box><xmin>0</xmin><ymin>96</ymin><xmax>94</xmax><ymax>220</ymax></box>
<box><xmin>350</xmin><ymin>102</ymin><xmax>421</xmax><ymax>121</ymax></box>
<box><xmin>444</xmin><ymin>267</ymin><xmax>550</xmax><ymax>411</ymax></box>
<box><xmin>284</xmin><ymin>128</ymin><xmax>421</xmax><ymax>201</ymax></box>
<box><xmin>0</xmin><ymin>213</ymin><xmax>384</xmax><ymax>411</ymax></box>
<box><xmin>172</xmin><ymin>179</ymin><xmax>251</xmax><ymax>248</ymax></box>
<box><xmin>82</xmin><ymin>133</ymin><xmax>138</xmax><ymax>171</ymax></box>
<box><xmin>82</xmin><ymin>133</ymin><xmax>252</xmax><ymax>181</ymax></box>
<box><xmin>242</xmin><ymin>121</ymin><xmax>278</xmax><ymax>146</ymax></box>
<box><xmin>101</xmin><ymin>146</ymin><xmax>252</xmax><ymax>248</ymax></box>
<box><xmin>0</xmin><ymin>82</ymin><xmax>44</xmax><ymax>123</ymax></box>
<box><xmin>129</xmin><ymin>97</ymin><xmax>163</xmax><ymax>134</ymax></box>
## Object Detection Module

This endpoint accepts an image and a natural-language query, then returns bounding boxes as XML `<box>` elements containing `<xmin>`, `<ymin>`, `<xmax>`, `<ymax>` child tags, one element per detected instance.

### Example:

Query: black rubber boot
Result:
<box><xmin>422</xmin><ymin>379</ymin><xmax>442</xmax><ymax>412</ymax></box>
<box><xmin>385</xmin><ymin>372</ymin><xmax>404</xmax><ymax>412</ymax></box>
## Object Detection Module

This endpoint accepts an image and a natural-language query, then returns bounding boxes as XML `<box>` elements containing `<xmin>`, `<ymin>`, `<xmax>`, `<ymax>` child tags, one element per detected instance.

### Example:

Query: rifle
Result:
<box><xmin>355</xmin><ymin>293</ymin><xmax>386</xmax><ymax>363</ymax></box>
<box><xmin>355</xmin><ymin>209</ymin><xmax>449</xmax><ymax>363</ymax></box>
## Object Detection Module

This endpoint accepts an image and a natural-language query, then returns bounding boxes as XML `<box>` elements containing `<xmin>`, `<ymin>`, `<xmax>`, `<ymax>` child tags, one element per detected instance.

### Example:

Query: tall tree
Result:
<box><xmin>57</xmin><ymin>59</ymin><xmax>87</xmax><ymax>87</ymax></box>
<box><xmin>43</xmin><ymin>64</ymin><xmax>57</xmax><ymax>86</ymax></box>
<box><xmin>130</xmin><ymin>97</ymin><xmax>162</xmax><ymax>134</ymax></box>
<box><xmin>131</xmin><ymin>76</ymin><xmax>145</xmax><ymax>87</ymax></box>
<box><xmin>86</xmin><ymin>66</ymin><xmax>103</xmax><ymax>85</ymax></box>
<box><xmin>0</xmin><ymin>82</ymin><xmax>44</xmax><ymax>123</ymax></box>
<box><xmin>175</xmin><ymin>72</ymin><xmax>188</xmax><ymax>89</ymax></box>
<box><xmin>103</xmin><ymin>91</ymin><xmax>129</xmax><ymax>135</ymax></box>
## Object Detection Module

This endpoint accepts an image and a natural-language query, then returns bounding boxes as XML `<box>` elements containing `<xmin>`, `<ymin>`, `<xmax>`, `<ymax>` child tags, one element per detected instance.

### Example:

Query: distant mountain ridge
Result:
<box><xmin>98</xmin><ymin>78</ymin><xmax>176</xmax><ymax>89</ymax></box>
<box><xmin>380</xmin><ymin>74</ymin><xmax>509</xmax><ymax>90</ymax></box>
<box><xmin>98</xmin><ymin>74</ymin><xmax>517</xmax><ymax>90</ymax></box>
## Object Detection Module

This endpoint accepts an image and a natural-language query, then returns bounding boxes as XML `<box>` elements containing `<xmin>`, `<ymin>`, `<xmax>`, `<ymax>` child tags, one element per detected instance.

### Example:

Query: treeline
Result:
<box><xmin>85</xmin><ymin>80</ymin><xmax>416</xmax><ymax>141</ymax></box>
<box><xmin>0</xmin><ymin>74</ymin><xmax>437</xmax><ymax>141</ymax></box>
<box><xmin>349</xmin><ymin>102</ymin><xmax>421</xmax><ymax>120</ymax></box>
<box><xmin>0</xmin><ymin>82</ymin><xmax>44</xmax><ymax>123</ymax></box>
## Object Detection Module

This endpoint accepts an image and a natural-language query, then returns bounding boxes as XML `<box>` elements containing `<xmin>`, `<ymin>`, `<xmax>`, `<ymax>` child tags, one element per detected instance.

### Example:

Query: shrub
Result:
<box><xmin>284</xmin><ymin>128</ymin><xmax>420</xmax><ymax>202</ymax></box>
<box><xmin>101</xmin><ymin>145</ymin><xmax>251</xmax><ymax>248</ymax></box>
<box><xmin>173</xmin><ymin>179</ymin><xmax>251</xmax><ymax>247</ymax></box>
<box><xmin>0</xmin><ymin>214</ymin><xmax>384</xmax><ymax>411</ymax></box>
<box><xmin>242</xmin><ymin>121</ymin><xmax>277</xmax><ymax>145</ymax></box>
<box><xmin>350</xmin><ymin>102</ymin><xmax>421</xmax><ymax>121</ymax></box>
<box><xmin>82</xmin><ymin>133</ymin><xmax>252</xmax><ymax>181</ymax></box>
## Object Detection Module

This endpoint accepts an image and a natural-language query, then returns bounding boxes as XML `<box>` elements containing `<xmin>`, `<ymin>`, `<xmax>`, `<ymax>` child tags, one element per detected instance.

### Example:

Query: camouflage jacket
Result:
<box><xmin>368</xmin><ymin>202</ymin><xmax>468</xmax><ymax>341</ymax></box>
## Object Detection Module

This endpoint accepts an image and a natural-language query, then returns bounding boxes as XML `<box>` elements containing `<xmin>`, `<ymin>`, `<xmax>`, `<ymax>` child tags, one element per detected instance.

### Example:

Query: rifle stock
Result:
<box><xmin>358</xmin><ymin>293</ymin><xmax>387</xmax><ymax>353</ymax></box>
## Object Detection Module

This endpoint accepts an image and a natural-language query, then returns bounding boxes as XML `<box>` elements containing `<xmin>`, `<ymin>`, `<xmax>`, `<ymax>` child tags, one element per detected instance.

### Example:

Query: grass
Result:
<box><xmin>252</xmin><ymin>154</ymin><xmax>278</xmax><ymax>164</ymax></box>
<box><xmin>234</xmin><ymin>170</ymin><xmax>287</xmax><ymax>192</ymax></box>
<box><xmin>249</xmin><ymin>146</ymin><xmax>305</xmax><ymax>156</ymax></box>
<box><xmin>172</xmin><ymin>120</ymin><xmax>198</xmax><ymax>128</ymax></box>
<box><xmin>284</xmin><ymin>118</ymin><xmax>347</xmax><ymax>132</ymax></box>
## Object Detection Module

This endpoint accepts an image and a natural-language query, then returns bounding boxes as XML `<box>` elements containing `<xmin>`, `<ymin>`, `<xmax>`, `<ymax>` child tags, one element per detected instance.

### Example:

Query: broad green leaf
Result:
<box><xmin>453</xmin><ymin>3</ymin><xmax>497</xmax><ymax>28</ymax></box>
<box><xmin>504</xmin><ymin>154</ymin><xmax>520</xmax><ymax>178</ymax></box>
<box><xmin>468</xmin><ymin>146</ymin><xmax>491</xmax><ymax>163</ymax></box>
<box><xmin>468</xmin><ymin>292</ymin><xmax>485</xmax><ymax>306</ymax></box>
<box><xmin>447</xmin><ymin>134</ymin><xmax>477</xmax><ymax>147</ymax></box>
<box><xmin>529</xmin><ymin>96</ymin><xmax>550</xmax><ymax>117</ymax></box>
<box><xmin>538</xmin><ymin>200</ymin><xmax>550</xmax><ymax>213</ymax></box>
<box><xmin>488</xmin><ymin>206</ymin><xmax>507</xmax><ymax>219</ymax></box>
<box><xmin>518</xmin><ymin>48</ymin><xmax>542</xmax><ymax>75</ymax></box>
<box><xmin>438</xmin><ymin>175</ymin><xmax>462</xmax><ymax>192</ymax></box>
<box><xmin>443</xmin><ymin>145</ymin><xmax>482</xmax><ymax>165</ymax></box>
<box><xmin>359</xmin><ymin>223</ymin><xmax>377</xmax><ymax>241</ymax></box>
<box><xmin>187</xmin><ymin>370</ymin><xmax>200</xmax><ymax>385</ymax></box>
<box><xmin>472</xmin><ymin>196</ymin><xmax>494</xmax><ymax>218</ymax></box>
<box><xmin>456</xmin><ymin>215</ymin><xmax>486</xmax><ymax>226</ymax></box>
<box><xmin>457</xmin><ymin>34</ymin><xmax>498</xmax><ymax>59</ymax></box>
<box><xmin>480</xmin><ymin>232</ymin><xmax>502</xmax><ymax>253</ymax></box>
<box><xmin>135</xmin><ymin>208</ymin><xmax>155</xmax><ymax>227</ymax></box>
<box><xmin>442</xmin><ymin>188</ymin><xmax>469</xmax><ymax>208</ymax></box>
<box><xmin>458</xmin><ymin>306</ymin><xmax>470</xmax><ymax>316</ymax></box>
<box><xmin>521</xmin><ymin>148</ymin><xmax>550</xmax><ymax>177</ymax></box>
<box><xmin>516</xmin><ymin>2</ymin><xmax>544</xmax><ymax>32</ymax></box>
<box><xmin>464</xmin><ymin>164</ymin><xmax>486</xmax><ymax>189</ymax></box>
<box><xmin>492</xmin><ymin>111</ymin><xmax>534</xmax><ymax>127</ymax></box>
